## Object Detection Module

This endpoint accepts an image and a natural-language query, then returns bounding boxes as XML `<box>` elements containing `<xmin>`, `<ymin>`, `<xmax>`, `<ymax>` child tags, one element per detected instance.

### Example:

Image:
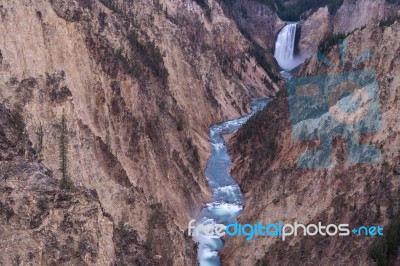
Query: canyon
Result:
<box><xmin>223</xmin><ymin>6</ymin><xmax>400</xmax><ymax>266</ymax></box>
<box><xmin>0</xmin><ymin>0</ymin><xmax>276</xmax><ymax>265</ymax></box>
<box><xmin>0</xmin><ymin>0</ymin><xmax>400</xmax><ymax>265</ymax></box>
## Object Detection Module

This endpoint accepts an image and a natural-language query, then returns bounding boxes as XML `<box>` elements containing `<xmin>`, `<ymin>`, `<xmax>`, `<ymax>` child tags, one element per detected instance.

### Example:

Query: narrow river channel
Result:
<box><xmin>195</xmin><ymin>98</ymin><xmax>271</xmax><ymax>266</ymax></box>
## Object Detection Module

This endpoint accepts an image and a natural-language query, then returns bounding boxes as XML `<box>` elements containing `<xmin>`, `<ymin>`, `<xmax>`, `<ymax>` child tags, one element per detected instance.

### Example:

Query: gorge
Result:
<box><xmin>0</xmin><ymin>0</ymin><xmax>400</xmax><ymax>266</ymax></box>
<box><xmin>195</xmin><ymin>99</ymin><xmax>270</xmax><ymax>265</ymax></box>
<box><xmin>194</xmin><ymin>18</ymin><xmax>304</xmax><ymax>265</ymax></box>
<box><xmin>222</xmin><ymin>3</ymin><xmax>400</xmax><ymax>266</ymax></box>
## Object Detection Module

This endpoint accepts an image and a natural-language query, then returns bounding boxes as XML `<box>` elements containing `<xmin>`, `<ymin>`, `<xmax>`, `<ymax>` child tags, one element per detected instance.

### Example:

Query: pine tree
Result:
<box><xmin>35</xmin><ymin>122</ymin><xmax>45</xmax><ymax>151</ymax></box>
<box><xmin>59</xmin><ymin>112</ymin><xmax>73</xmax><ymax>189</ymax></box>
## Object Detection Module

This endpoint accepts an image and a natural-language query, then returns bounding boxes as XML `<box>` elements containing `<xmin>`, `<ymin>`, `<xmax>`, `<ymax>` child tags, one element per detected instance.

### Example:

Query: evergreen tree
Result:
<box><xmin>59</xmin><ymin>112</ymin><xmax>73</xmax><ymax>189</ymax></box>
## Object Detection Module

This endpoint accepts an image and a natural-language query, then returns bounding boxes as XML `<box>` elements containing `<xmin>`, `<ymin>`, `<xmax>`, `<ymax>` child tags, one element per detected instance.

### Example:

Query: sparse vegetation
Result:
<box><xmin>255</xmin><ymin>256</ymin><xmax>270</xmax><ymax>266</ymax></box>
<box><xmin>262</xmin><ymin>75</ymin><xmax>274</xmax><ymax>91</ymax></box>
<box><xmin>247</xmin><ymin>41</ymin><xmax>280</xmax><ymax>83</ymax></box>
<box><xmin>59</xmin><ymin>113</ymin><xmax>73</xmax><ymax>190</ymax></box>
<box><xmin>193</xmin><ymin>241</ymin><xmax>199</xmax><ymax>251</ymax></box>
<box><xmin>379</xmin><ymin>14</ymin><xmax>400</xmax><ymax>29</ymax></box>
<box><xmin>317</xmin><ymin>25</ymin><xmax>366</xmax><ymax>54</ymax></box>
<box><xmin>368</xmin><ymin>190</ymin><xmax>400</xmax><ymax>266</ymax></box>
<box><xmin>127</xmin><ymin>31</ymin><xmax>169</xmax><ymax>86</ymax></box>
<box><xmin>0</xmin><ymin>164</ymin><xmax>11</xmax><ymax>181</ymax></box>
<box><xmin>317</xmin><ymin>32</ymin><xmax>346</xmax><ymax>54</ymax></box>
<box><xmin>109</xmin><ymin>31</ymin><xmax>169</xmax><ymax>88</ymax></box>
<box><xmin>233</xmin><ymin>23</ymin><xmax>280</xmax><ymax>83</ymax></box>
<box><xmin>219</xmin><ymin>0</ymin><xmax>235</xmax><ymax>11</ymax></box>
<box><xmin>272</xmin><ymin>198</ymin><xmax>280</xmax><ymax>204</ymax></box>
<box><xmin>37</xmin><ymin>198</ymin><xmax>48</xmax><ymax>211</ymax></box>
<box><xmin>35</xmin><ymin>122</ymin><xmax>45</xmax><ymax>156</ymax></box>
<box><xmin>99</xmin><ymin>0</ymin><xmax>124</xmax><ymax>14</ymax></box>
<box><xmin>95</xmin><ymin>1</ymin><xmax>169</xmax><ymax>88</ymax></box>
<box><xmin>176</xmin><ymin>119</ymin><xmax>184</xmax><ymax>132</ymax></box>
<box><xmin>6</xmin><ymin>208</ymin><xmax>15</xmax><ymax>221</ymax></box>
<box><xmin>98</xmin><ymin>10</ymin><xmax>107</xmax><ymax>31</ymax></box>
<box><xmin>10</xmin><ymin>106</ymin><xmax>26</xmax><ymax>141</ymax></box>
<box><xmin>105</xmin><ymin>128</ymin><xmax>111</xmax><ymax>152</ymax></box>
<box><xmin>145</xmin><ymin>203</ymin><xmax>165</xmax><ymax>257</ymax></box>
<box><xmin>113</xmin><ymin>215</ymin><xmax>149</xmax><ymax>264</ymax></box>
<box><xmin>258</xmin><ymin>0</ymin><xmax>343</xmax><ymax>21</ymax></box>
<box><xmin>194</xmin><ymin>0</ymin><xmax>212</xmax><ymax>18</ymax></box>
<box><xmin>216</xmin><ymin>53</ymin><xmax>234</xmax><ymax>77</ymax></box>
<box><xmin>186</xmin><ymin>137</ymin><xmax>200</xmax><ymax>171</ymax></box>
<box><xmin>113</xmin><ymin>47</ymin><xmax>148</xmax><ymax>84</ymax></box>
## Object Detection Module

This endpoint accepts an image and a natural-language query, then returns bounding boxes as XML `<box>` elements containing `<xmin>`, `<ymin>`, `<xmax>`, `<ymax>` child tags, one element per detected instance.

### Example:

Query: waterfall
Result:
<box><xmin>274</xmin><ymin>23</ymin><xmax>302</xmax><ymax>71</ymax></box>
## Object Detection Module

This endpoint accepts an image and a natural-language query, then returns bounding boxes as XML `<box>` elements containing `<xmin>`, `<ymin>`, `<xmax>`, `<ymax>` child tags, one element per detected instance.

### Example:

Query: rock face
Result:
<box><xmin>0</xmin><ymin>103</ymin><xmax>118</xmax><ymax>265</ymax></box>
<box><xmin>298</xmin><ymin>6</ymin><xmax>331</xmax><ymax>58</ymax></box>
<box><xmin>223</xmin><ymin>20</ymin><xmax>400</xmax><ymax>265</ymax></box>
<box><xmin>333</xmin><ymin>0</ymin><xmax>399</xmax><ymax>34</ymax></box>
<box><xmin>223</xmin><ymin>0</ymin><xmax>280</xmax><ymax>49</ymax></box>
<box><xmin>223</xmin><ymin>0</ymin><xmax>400</xmax><ymax>66</ymax></box>
<box><xmin>0</xmin><ymin>0</ymin><xmax>278</xmax><ymax>265</ymax></box>
<box><xmin>298</xmin><ymin>0</ymin><xmax>400</xmax><ymax>58</ymax></box>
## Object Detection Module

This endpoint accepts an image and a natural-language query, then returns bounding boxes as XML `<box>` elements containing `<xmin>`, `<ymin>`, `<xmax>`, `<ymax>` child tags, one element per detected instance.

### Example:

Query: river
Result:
<box><xmin>194</xmin><ymin>21</ymin><xmax>304</xmax><ymax>266</ymax></box>
<box><xmin>195</xmin><ymin>99</ymin><xmax>271</xmax><ymax>266</ymax></box>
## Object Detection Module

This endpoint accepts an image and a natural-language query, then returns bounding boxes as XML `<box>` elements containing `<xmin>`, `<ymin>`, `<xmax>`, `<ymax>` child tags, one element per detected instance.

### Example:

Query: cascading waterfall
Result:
<box><xmin>274</xmin><ymin>23</ymin><xmax>303</xmax><ymax>71</ymax></box>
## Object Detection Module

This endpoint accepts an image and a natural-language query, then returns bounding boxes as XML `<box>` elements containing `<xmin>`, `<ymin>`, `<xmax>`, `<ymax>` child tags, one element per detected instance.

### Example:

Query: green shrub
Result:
<box><xmin>368</xmin><ymin>190</ymin><xmax>400</xmax><ymax>265</ymax></box>
<box><xmin>317</xmin><ymin>32</ymin><xmax>346</xmax><ymax>54</ymax></box>
<box><xmin>99</xmin><ymin>0</ymin><xmax>124</xmax><ymax>14</ymax></box>
<box><xmin>35</xmin><ymin>122</ymin><xmax>45</xmax><ymax>154</ymax></box>
<box><xmin>194</xmin><ymin>0</ymin><xmax>212</xmax><ymax>18</ymax></box>
<box><xmin>216</xmin><ymin>53</ymin><xmax>234</xmax><ymax>77</ymax></box>
<box><xmin>317</xmin><ymin>24</ymin><xmax>366</xmax><ymax>54</ymax></box>
<box><xmin>127</xmin><ymin>31</ymin><xmax>169</xmax><ymax>86</ymax></box>
<box><xmin>247</xmin><ymin>42</ymin><xmax>279</xmax><ymax>83</ymax></box>
<box><xmin>59</xmin><ymin>113</ymin><xmax>73</xmax><ymax>190</ymax></box>
<box><xmin>379</xmin><ymin>15</ymin><xmax>400</xmax><ymax>29</ymax></box>
<box><xmin>37</xmin><ymin>198</ymin><xmax>48</xmax><ymax>211</ymax></box>
<box><xmin>145</xmin><ymin>204</ymin><xmax>164</xmax><ymax>256</ymax></box>
<box><xmin>10</xmin><ymin>107</ymin><xmax>25</xmax><ymax>138</ymax></box>
<box><xmin>186</xmin><ymin>137</ymin><xmax>200</xmax><ymax>171</ymax></box>
<box><xmin>6</xmin><ymin>208</ymin><xmax>15</xmax><ymax>221</ymax></box>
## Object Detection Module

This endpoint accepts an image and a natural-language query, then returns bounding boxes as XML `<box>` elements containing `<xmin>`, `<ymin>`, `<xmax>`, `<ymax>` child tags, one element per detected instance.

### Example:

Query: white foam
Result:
<box><xmin>206</xmin><ymin>202</ymin><xmax>243</xmax><ymax>220</ymax></box>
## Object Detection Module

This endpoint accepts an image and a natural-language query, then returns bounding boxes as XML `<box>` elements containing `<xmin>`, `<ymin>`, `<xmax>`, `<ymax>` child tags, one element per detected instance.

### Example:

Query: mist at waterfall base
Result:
<box><xmin>194</xmin><ymin>99</ymin><xmax>271</xmax><ymax>266</ymax></box>
<box><xmin>274</xmin><ymin>23</ymin><xmax>304</xmax><ymax>72</ymax></box>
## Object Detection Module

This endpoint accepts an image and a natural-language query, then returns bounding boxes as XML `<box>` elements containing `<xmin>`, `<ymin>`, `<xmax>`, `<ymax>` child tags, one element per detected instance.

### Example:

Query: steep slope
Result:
<box><xmin>0</xmin><ymin>0</ymin><xmax>278</xmax><ymax>264</ymax></box>
<box><xmin>0</xmin><ymin>103</ymin><xmax>121</xmax><ymax>265</ymax></box>
<box><xmin>220</xmin><ymin>0</ymin><xmax>281</xmax><ymax>49</ymax></box>
<box><xmin>299</xmin><ymin>0</ymin><xmax>400</xmax><ymax>57</ymax></box>
<box><xmin>218</xmin><ymin>0</ymin><xmax>282</xmax><ymax>86</ymax></box>
<box><xmin>220</xmin><ymin>0</ymin><xmax>400</xmax><ymax>66</ymax></box>
<box><xmin>223</xmin><ymin>19</ymin><xmax>400</xmax><ymax>265</ymax></box>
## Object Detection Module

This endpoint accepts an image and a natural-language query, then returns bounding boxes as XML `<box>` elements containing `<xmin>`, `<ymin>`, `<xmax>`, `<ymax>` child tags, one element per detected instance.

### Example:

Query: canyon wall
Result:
<box><xmin>0</xmin><ymin>0</ymin><xmax>278</xmax><ymax>265</ymax></box>
<box><xmin>221</xmin><ymin>0</ymin><xmax>281</xmax><ymax>49</ymax></box>
<box><xmin>224</xmin><ymin>18</ymin><xmax>400</xmax><ymax>266</ymax></box>
<box><xmin>299</xmin><ymin>0</ymin><xmax>400</xmax><ymax>58</ymax></box>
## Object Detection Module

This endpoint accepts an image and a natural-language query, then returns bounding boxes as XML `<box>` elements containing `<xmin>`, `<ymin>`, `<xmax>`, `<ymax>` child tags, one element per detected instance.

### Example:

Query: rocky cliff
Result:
<box><xmin>0</xmin><ymin>0</ymin><xmax>278</xmax><ymax>265</ymax></box>
<box><xmin>218</xmin><ymin>0</ymin><xmax>400</xmax><ymax>69</ymax></box>
<box><xmin>220</xmin><ymin>0</ymin><xmax>281</xmax><ymax>49</ymax></box>
<box><xmin>223</xmin><ymin>17</ymin><xmax>400</xmax><ymax>266</ymax></box>
<box><xmin>299</xmin><ymin>0</ymin><xmax>400</xmax><ymax>58</ymax></box>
